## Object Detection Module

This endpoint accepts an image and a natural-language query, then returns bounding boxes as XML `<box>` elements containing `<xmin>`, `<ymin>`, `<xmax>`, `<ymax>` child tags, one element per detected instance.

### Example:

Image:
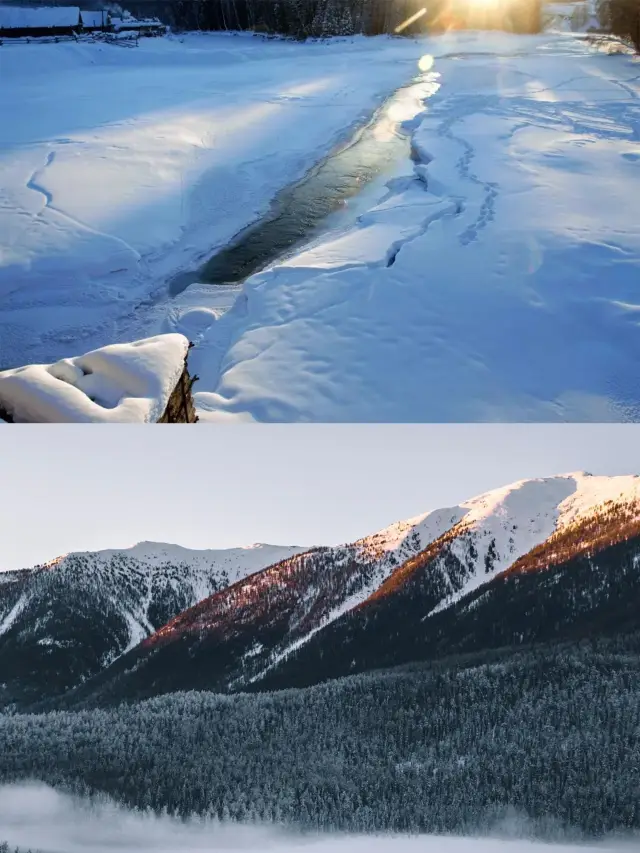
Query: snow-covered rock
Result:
<box><xmin>0</xmin><ymin>334</ymin><xmax>189</xmax><ymax>423</ymax></box>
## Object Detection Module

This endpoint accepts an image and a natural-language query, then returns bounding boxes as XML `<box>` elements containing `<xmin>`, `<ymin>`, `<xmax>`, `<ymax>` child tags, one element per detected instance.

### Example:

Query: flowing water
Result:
<box><xmin>169</xmin><ymin>74</ymin><xmax>437</xmax><ymax>295</ymax></box>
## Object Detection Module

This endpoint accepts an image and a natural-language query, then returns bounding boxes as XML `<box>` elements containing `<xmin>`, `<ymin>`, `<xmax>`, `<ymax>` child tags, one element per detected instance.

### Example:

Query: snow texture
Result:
<box><xmin>79</xmin><ymin>540</ymin><xmax>305</xmax><ymax>571</ymax></box>
<box><xmin>353</xmin><ymin>472</ymin><xmax>640</xmax><ymax>615</ymax></box>
<box><xmin>0</xmin><ymin>334</ymin><xmax>188</xmax><ymax>422</ymax></box>
<box><xmin>0</xmin><ymin>541</ymin><xmax>307</xmax><ymax>655</ymax></box>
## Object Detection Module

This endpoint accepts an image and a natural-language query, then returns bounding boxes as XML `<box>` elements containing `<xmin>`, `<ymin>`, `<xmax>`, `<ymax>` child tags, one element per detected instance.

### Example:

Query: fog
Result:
<box><xmin>0</xmin><ymin>784</ymin><xmax>631</xmax><ymax>853</ymax></box>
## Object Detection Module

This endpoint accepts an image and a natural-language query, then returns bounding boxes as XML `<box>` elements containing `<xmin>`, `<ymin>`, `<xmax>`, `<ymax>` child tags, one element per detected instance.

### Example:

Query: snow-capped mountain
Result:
<box><xmin>65</xmin><ymin>472</ymin><xmax>640</xmax><ymax>707</ymax></box>
<box><xmin>0</xmin><ymin>541</ymin><xmax>306</xmax><ymax>706</ymax></box>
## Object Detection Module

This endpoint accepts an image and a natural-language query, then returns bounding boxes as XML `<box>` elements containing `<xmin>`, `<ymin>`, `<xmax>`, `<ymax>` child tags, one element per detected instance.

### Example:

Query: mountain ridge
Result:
<box><xmin>0</xmin><ymin>539</ymin><xmax>307</xmax><ymax>706</ymax></box>
<box><xmin>59</xmin><ymin>471</ymin><xmax>640</xmax><ymax>707</ymax></box>
<box><xmin>3</xmin><ymin>471</ymin><xmax>640</xmax><ymax>709</ymax></box>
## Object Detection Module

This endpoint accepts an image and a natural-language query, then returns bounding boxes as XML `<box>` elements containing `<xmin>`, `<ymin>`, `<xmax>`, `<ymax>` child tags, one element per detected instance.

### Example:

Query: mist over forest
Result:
<box><xmin>1</xmin><ymin>783</ymin><xmax>637</xmax><ymax>853</ymax></box>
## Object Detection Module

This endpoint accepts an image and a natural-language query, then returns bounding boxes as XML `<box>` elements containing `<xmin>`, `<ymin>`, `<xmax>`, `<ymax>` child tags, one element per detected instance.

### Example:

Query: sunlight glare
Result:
<box><xmin>418</xmin><ymin>55</ymin><xmax>434</xmax><ymax>73</ymax></box>
<box><xmin>278</xmin><ymin>78</ymin><xmax>336</xmax><ymax>99</ymax></box>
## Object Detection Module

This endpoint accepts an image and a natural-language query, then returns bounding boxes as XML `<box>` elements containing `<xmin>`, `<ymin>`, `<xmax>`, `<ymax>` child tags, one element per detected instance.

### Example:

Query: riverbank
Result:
<box><xmin>0</xmin><ymin>31</ymin><xmax>427</xmax><ymax>369</ymax></box>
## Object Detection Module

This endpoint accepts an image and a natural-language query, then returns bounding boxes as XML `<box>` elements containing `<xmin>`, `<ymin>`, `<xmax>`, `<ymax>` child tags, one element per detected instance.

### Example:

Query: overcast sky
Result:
<box><xmin>2</xmin><ymin>424</ymin><xmax>640</xmax><ymax>570</ymax></box>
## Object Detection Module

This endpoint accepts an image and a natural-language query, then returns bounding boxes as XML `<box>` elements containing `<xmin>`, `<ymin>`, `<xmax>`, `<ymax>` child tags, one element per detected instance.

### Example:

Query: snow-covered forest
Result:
<box><xmin>157</xmin><ymin>0</ymin><xmax>427</xmax><ymax>37</ymax></box>
<box><xmin>1</xmin><ymin>639</ymin><xmax>640</xmax><ymax>839</ymax></box>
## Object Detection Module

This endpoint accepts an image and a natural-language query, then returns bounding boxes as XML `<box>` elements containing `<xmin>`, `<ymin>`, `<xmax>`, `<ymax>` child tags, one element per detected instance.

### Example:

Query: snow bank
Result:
<box><xmin>0</xmin><ymin>334</ymin><xmax>189</xmax><ymax>423</ymax></box>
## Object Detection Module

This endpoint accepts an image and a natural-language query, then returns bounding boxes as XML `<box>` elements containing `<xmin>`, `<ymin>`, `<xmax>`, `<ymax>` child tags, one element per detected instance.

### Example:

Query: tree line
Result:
<box><xmin>1</xmin><ymin>638</ymin><xmax>640</xmax><ymax>840</ymax></box>
<box><xmin>123</xmin><ymin>0</ymin><xmax>542</xmax><ymax>37</ymax></box>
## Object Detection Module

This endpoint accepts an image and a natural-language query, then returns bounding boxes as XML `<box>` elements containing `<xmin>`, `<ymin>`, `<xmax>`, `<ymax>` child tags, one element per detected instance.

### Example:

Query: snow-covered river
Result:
<box><xmin>170</xmin><ymin>74</ymin><xmax>438</xmax><ymax>295</ymax></box>
<box><xmin>1</xmin><ymin>31</ymin><xmax>639</xmax><ymax>422</ymax></box>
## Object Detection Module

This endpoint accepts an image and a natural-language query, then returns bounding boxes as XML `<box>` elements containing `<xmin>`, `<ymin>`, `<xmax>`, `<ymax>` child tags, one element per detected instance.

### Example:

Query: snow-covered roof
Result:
<box><xmin>80</xmin><ymin>10</ymin><xmax>107</xmax><ymax>28</ymax></box>
<box><xmin>0</xmin><ymin>334</ymin><xmax>190</xmax><ymax>423</ymax></box>
<box><xmin>110</xmin><ymin>16</ymin><xmax>162</xmax><ymax>30</ymax></box>
<box><xmin>0</xmin><ymin>7</ymin><xmax>81</xmax><ymax>29</ymax></box>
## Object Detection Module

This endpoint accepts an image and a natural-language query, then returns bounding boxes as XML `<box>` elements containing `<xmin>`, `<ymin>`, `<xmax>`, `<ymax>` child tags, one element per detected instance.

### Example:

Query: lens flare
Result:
<box><xmin>418</xmin><ymin>54</ymin><xmax>434</xmax><ymax>73</ymax></box>
<box><xmin>394</xmin><ymin>7</ymin><xmax>427</xmax><ymax>34</ymax></box>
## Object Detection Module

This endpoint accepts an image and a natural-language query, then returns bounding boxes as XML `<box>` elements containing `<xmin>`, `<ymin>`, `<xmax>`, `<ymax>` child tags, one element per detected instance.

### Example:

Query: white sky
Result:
<box><xmin>1</xmin><ymin>424</ymin><xmax>639</xmax><ymax>570</ymax></box>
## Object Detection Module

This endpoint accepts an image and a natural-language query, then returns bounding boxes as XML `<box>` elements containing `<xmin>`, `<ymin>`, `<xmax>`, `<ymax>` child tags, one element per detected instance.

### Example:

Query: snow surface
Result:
<box><xmin>0</xmin><ymin>596</ymin><xmax>26</xmax><ymax>636</ymax></box>
<box><xmin>432</xmin><ymin>471</ymin><xmax>640</xmax><ymax>611</ymax></box>
<box><xmin>178</xmin><ymin>31</ymin><xmax>639</xmax><ymax>422</ymax></box>
<box><xmin>556</xmin><ymin>472</ymin><xmax>640</xmax><ymax>526</ymax></box>
<box><xmin>360</xmin><ymin>472</ymin><xmax>640</xmax><ymax>556</ymax></box>
<box><xmin>0</xmin><ymin>333</ymin><xmax>188</xmax><ymax>422</ymax></box>
<box><xmin>0</xmin><ymin>783</ymin><xmax>630</xmax><ymax>852</ymax></box>
<box><xmin>0</xmin><ymin>32</ymin><xmax>426</xmax><ymax>371</ymax></box>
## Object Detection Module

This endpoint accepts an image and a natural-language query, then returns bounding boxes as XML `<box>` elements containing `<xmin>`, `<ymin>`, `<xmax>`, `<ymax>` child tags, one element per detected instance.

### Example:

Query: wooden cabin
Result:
<box><xmin>0</xmin><ymin>6</ymin><xmax>164</xmax><ymax>39</ymax></box>
<box><xmin>0</xmin><ymin>6</ymin><xmax>81</xmax><ymax>38</ymax></box>
<box><xmin>80</xmin><ymin>9</ymin><xmax>109</xmax><ymax>32</ymax></box>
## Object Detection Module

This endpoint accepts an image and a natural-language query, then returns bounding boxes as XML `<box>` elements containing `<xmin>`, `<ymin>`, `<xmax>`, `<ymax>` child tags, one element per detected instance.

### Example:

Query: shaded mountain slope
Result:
<box><xmin>0</xmin><ymin>541</ymin><xmax>305</xmax><ymax>706</ymax></box>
